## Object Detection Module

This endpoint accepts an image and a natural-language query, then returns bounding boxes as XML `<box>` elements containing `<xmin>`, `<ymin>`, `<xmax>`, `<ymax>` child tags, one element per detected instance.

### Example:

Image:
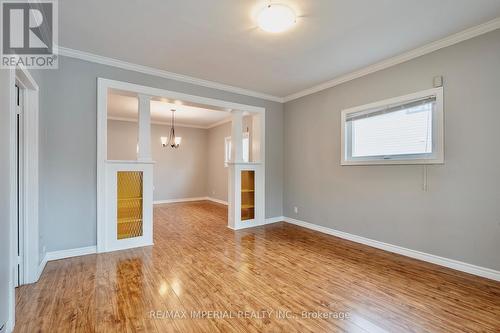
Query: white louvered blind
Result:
<box><xmin>347</xmin><ymin>98</ymin><xmax>434</xmax><ymax>158</ymax></box>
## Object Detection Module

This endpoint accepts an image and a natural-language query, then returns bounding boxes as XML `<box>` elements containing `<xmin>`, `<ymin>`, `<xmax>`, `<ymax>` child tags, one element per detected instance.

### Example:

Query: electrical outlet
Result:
<box><xmin>212</xmin><ymin>190</ymin><xmax>216</xmax><ymax>195</ymax></box>
<box><xmin>43</xmin><ymin>245</ymin><xmax>46</xmax><ymax>254</ymax></box>
<box><xmin>294</xmin><ymin>206</ymin><xmax>298</xmax><ymax>214</ymax></box>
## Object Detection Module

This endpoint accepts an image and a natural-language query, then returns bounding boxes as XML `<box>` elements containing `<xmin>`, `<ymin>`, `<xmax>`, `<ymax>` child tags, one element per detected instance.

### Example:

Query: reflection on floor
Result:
<box><xmin>15</xmin><ymin>201</ymin><xmax>500</xmax><ymax>332</ymax></box>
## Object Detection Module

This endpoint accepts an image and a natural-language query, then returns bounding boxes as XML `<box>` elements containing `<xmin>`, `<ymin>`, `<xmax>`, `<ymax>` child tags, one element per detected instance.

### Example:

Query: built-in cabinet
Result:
<box><xmin>241</xmin><ymin>170</ymin><xmax>255</xmax><ymax>220</ymax></box>
<box><xmin>228</xmin><ymin>163</ymin><xmax>264</xmax><ymax>229</ymax></box>
<box><xmin>104</xmin><ymin>161</ymin><xmax>154</xmax><ymax>252</ymax></box>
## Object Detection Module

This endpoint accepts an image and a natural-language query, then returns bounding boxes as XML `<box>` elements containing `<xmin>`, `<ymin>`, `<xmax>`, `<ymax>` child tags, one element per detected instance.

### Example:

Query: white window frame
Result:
<box><xmin>341</xmin><ymin>87</ymin><xmax>444</xmax><ymax>165</ymax></box>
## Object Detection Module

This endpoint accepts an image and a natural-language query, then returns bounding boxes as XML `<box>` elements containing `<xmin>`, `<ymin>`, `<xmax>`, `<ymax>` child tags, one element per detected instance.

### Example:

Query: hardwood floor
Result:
<box><xmin>15</xmin><ymin>201</ymin><xmax>500</xmax><ymax>332</ymax></box>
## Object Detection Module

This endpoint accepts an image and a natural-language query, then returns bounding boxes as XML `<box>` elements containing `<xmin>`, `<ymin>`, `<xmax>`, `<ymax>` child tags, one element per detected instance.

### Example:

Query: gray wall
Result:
<box><xmin>151</xmin><ymin>124</ymin><xmax>209</xmax><ymax>201</ymax></box>
<box><xmin>284</xmin><ymin>29</ymin><xmax>500</xmax><ymax>270</ymax></box>
<box><xmin>0</xmin><ymin>70</ymin><xmax>12</xmax><ymax>331</ymax></box>
<box><xmin>107</xmin><ymin>119</ymin><xmax>138</xmax><ymax>161</ymax></box>
<box><xmin>207</xmin><ymin>122</ymin><xmax>231</xmax><ymax>202</ymax></box>
<box><xmin>34</xmin><ymin>55</ymin><xmax>283</xmax><ymax>252</ymax></box>
<box><xmin>108</xmin><ymin>120</ymin><xmax>209</xmax><ymax>201</ymax></box>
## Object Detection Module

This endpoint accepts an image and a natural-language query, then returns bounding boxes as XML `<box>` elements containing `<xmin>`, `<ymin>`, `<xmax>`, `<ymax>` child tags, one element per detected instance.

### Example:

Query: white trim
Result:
<box><xmin>5</xmin><ymin>66</ymin><xmax>39</xmax><ymax>333</ymax></box>
<box><xmin>227</xmin><ymin>216</ymin><xmax>283</xmax><ymax>230</ymax></box>
<box><xmin>154</xmin><ymin>197</ymin><xmax>209</xmax><ymax>205</ymax></box>
<box><xmin>265</xmin><ymin>216</ymin><xmax>285</xmax><ymax>224</ymax></box>
<box><xmin>15</xmin><ymin>65</ymin><xmax>39</xmax><ymax>91</ymax></box>
<box><xmin>137</xmin><ymin>94</ymin><xmax>152</xmax><ymax>161</ymax></box>
<box><xmin>46</xmin><ymin>246</ymin><xmax>97</xmax><ymax>262</ymax></box>
<box><xmin>99</xmin><ymin>78</ymin><xmax>266</xmax><ymax>114</ymax></box>
<box><xmin>284</xmin><ymin>217</ymin><xmax>500</xmax><ymax>282</ymax></box>
<box><xmin>340</xmin><ymin>87</ymin><xmax>444</xmax><ymax>165</ymax></box>
<box><xmin>206</xmin><ymin>118</ymin><xmax>232</xmax><ymax>129</ymax></box>
<box><xmin>59</xmin><ymin>46</ymin><xmax>283</xmax><ymax>103</ymax></box>
<box><xmin>206</xmin><ymin>197</ymin><xmax>228</xmax><ymax>206</ymax></box>
<box><xmin>6</xmin><ymin>66</ymin><xmax>15</xmax><ymax>333</ymax></box>
<box><xmin>5</xmin><ymin>321</ymin><xmax>12</xmax><ymax>333</ymax></box>
<box><xmin>108</xmin><ymin>116</ymin><xmax>213</xmax><ymax>129</ymax></box>
<box><xmin>284</xmin><ymin>17</ymin><xmax>500</xmax><ymax>102</ymax></box>
<box><xmin>96</xmin><ymin>79</ymin><xmax>107</xmax><ymax>253</ymax></box>
<box><xmin>153</xmin><ymin>197</ymin><xmax>229</xmax><ymax>205</ymax></box>
<box><xmin>36</xmin><ymin>254</ymin><xmax>48</xmax><ymax>281</ymax></box>
<box><xmin>106</xmin><ymin>159</ymin><xmax>155</xmax><ymax>165</ymax></box>
<box><xmin>15</xmin><ymin>67</ymin><xmax>40</xmax><ymax>285</ymax></box>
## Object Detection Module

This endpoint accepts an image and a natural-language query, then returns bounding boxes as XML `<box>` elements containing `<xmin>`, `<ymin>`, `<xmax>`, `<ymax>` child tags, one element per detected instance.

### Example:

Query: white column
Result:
<box><xmin>251</xmin><ymin>114</ymin><xmax>261</xmax><ymax>162</ymax></box>
<box><xmin>137</xmin><ymin>94</ymin><xmax>152</xmax><ymax>161</ymax></box>
<box><xmin>228</xmin><ymin>110</ymin><xmax>243</xmax><ymax>229</ymax></box>
<box><xmin>231</xmin><ymin>110</ymin><xmax>244</xmax><ymax>163</ymax></box>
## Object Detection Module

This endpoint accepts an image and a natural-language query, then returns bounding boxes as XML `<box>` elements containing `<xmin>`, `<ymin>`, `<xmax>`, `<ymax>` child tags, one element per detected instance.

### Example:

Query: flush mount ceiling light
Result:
<box><xmin>257</xmin><ymin>3</ymin><xmax>296</xmax><ymax>33</ymax></box>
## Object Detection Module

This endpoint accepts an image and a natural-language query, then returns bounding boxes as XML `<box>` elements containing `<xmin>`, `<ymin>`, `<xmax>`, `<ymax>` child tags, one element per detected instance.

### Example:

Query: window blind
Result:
<box><xmin>349</xmin><ymin>99</ymin><xmax>434</xmax><ymax>158</ymax></box>
<box><xmin>346</xmin><ymin>96</ymin><xmax>436</xmax><ymax>122</ymax></box>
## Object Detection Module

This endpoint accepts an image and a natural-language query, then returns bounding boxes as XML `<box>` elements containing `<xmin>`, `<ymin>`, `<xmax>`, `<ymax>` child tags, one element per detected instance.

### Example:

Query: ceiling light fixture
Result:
<box><xmin>257</xmin><ymin>2</ymin><xmax>296</xmax><ymax>33</ymax></box>
<box><xmin>162</xmin><ymin>109</ymin><xmax>182</xmax><ymax>149</ymax></box>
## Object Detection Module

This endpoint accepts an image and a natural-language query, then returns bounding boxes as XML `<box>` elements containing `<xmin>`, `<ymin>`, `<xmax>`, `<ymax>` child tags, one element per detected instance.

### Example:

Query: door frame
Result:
<box><xmin>7</xmin><ymin>65</ymin><xmax>40</xmax><ymax>332</ymax></box>
<box><xmin>15</xmin><ymin>84</ymin><xmax>24</xmax><ymax>287</ymax></box>
<box><xmin>14</xmin><ymin>66</ymin><xmax>40</xmax><ymax>285</ymax></box>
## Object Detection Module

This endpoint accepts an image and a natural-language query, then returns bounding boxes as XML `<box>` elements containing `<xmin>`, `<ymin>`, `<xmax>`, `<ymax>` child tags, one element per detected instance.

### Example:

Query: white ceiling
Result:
<box><xmin>60</xmin><ymin>0</ymin><xmax>500</xmax><ymax>98</ymax></box>
<box><xmin>107</xmin><ymin>92</ymin><xmax>231</xmax><ymax>128</ymax></box>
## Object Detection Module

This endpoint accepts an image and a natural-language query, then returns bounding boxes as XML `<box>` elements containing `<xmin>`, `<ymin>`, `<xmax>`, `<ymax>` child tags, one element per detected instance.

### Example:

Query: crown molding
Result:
<box><xmin>58</xmin><ymin>47</ymin><xmax>284</xmax><ymax>103</ymax></box>
<box><xmin>283</xmin><ymin>17</ymin><xmax>500</xmax><ymax>102</ymax></box>
<box><xmin>107</xmin><ymin>114</ymin><xmax>232</xmax><ymax>130</ymax></box>
<box><xmin>206</xmin><ymin>117</ymin><xmax>232</xmax><ymax>129</ymax></box>
<box><xmin>108</xmin><ymin>116</ymin><xmax>215</xmax><ymax>129</ymax></box>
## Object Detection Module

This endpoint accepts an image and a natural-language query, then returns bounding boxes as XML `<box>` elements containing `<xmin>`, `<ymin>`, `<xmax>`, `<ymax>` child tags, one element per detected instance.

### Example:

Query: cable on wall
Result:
<box><xmin>422</xmin><ymin>165</ymin><xmax>428</xmax><ymax>192</ymax></box>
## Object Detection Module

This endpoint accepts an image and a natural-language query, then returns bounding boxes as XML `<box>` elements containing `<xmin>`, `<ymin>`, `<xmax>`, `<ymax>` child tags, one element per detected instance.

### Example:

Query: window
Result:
<box><xmin>341</xmin><ymin>87</ymin><xmax>443</xmax><ymax>165</ymax></box>
<box><xmin>225</xmin><ymin>132</ymin><xmax>250</xmax><ymax>166</ymax></box>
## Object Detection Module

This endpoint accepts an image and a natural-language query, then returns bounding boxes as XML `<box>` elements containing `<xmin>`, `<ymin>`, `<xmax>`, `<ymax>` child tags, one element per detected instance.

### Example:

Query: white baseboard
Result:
<box><xmin>206</xmin><ymin>197</ymin><xmax>228</xmax><ymax>205</ymax></box>
<box><xmin>46</xmin><ymin>246</ymin><xmax>97</xmax><ymax>262</ymax></box>
<box><xmin>154</xmin><ymin>197</ymin><xmax>207</xmax><ymax>204</ymax></box>
<box><xmin>266</xmin><ymin>216</ymin><xmax>285</xmax><ymax>224</ymax></box>
<box><xmin>229</xmin><ymin>216</ymin><xmax>284</xmax><ymax>230</ymax></box>
<box><xmin>154</xmin><ymin>196</ymin><xmax>229</xmax><ymax>205</ymax></box>
<box><xmin>284</xmin><ymin>217</ymin><xmax>500</xmax><ymax>282</ymax></box>
<box><xmin>36</xmin><ymin>253</ymin><xmax>48</xmax><ymax>281</ymax></box>
<box><xmin>5</xmin><ymin>320</ymin><xmax>12</xmax><ymax>333</ymax></box>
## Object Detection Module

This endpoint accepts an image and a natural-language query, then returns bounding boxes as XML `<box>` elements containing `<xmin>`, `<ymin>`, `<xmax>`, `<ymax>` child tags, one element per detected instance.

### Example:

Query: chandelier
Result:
<box><xmin>161</xmin><ymin>109</ymin><xmax>182</xmax><ymax>149</ymax></box>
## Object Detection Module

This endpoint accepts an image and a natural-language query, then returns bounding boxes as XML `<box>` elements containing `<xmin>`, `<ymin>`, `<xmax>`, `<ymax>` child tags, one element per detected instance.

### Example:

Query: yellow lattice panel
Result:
<box><xmin>117</xmin><ymin>171</ymin><xmax>144</xmax><ymax>239</ymax></box>
<box><xmin>241</xmin><ymin>170</ymin><xmax>255</xmax><ymax>221</ymax></box>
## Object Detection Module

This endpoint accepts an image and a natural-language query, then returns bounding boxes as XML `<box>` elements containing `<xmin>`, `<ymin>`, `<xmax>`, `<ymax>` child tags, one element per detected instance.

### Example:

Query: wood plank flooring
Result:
<box><xmin>15</xmin><ymin>201</ymin><xmax>500</xmax><ymax>332</ymax></box>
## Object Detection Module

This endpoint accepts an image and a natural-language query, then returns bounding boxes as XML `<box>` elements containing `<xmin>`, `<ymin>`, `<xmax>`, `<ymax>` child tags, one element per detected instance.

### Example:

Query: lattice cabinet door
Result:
<box><xmin>104</xmin><ymin>162</ymin><xmax>154</xmax><ymax>252</ymax></box>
